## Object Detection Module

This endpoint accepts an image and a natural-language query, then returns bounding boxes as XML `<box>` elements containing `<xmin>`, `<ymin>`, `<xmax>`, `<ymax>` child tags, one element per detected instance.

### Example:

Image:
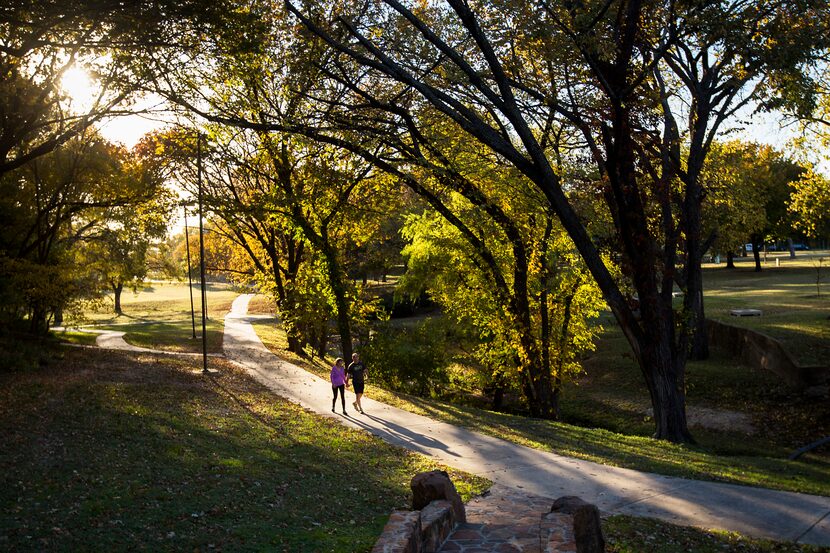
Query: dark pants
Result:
<box><xmin>332</xmin><ymin>385</ymin><xmax>345</xmax><ymax>410</ymax></box>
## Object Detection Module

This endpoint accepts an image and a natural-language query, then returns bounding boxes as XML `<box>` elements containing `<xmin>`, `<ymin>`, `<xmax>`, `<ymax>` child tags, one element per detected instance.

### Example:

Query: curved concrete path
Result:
<box><xmin>222</xmin><ymin>294</ymin><xmax>829</xmax><ymax>546</ymax></box>
<box><xmin>55</xmin><ymin>325</ymin><xmax>222</xmax><ymax>356</ymax></box>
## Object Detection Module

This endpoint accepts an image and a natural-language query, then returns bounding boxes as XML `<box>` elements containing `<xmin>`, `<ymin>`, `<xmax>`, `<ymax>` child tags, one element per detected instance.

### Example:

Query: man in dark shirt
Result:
<box><xmin>346</xmin><ymin>352</ymin><xmax>367</xmax><ymax>414</ymax></box>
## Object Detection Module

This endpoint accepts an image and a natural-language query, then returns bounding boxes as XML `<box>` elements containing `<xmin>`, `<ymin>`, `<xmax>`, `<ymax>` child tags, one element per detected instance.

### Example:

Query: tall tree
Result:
<box><xmin>701</xmin><ymin>141</ymin><xmax>769</xmax><ymax>269</ymax></box>
<box><xmin>84</xmin><ymin>151</ymin><xmax>173</xmax><ymax>314</ymax></box>
<box><xmin>207</xmin><ymin>128</ymin><xmax>395</xmax><ymax>360</ymax></box>
<box><xmin>281</xmin><ymin>0</ymin><xmax>827</xmax><ymax>441</ymax></box>
<box><xmin>0</xmin><ymin>131</ymin><xmax>161</xmax><ymax>331</ymax></box>
<box><xmin>145</xmin><ymin>4</ymin><xmax>404</xmax><ymax>360</ymax></box>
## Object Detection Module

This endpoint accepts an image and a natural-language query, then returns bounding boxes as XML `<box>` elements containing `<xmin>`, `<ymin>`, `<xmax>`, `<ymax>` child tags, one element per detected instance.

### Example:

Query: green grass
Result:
<box><xmin>60</xmin><ymin>282</ymin><xmax>239</xmax><ymax>353</ymax></box>
<box><xmin>30</xmin><ymin>276</ymin><xmax>830</xmax><ymax>551</ymax></box>
<box><xmin>0</xmin><ymin>346</ymin><xmax>489</xmax><ymax>552</ymax></box>
<box><xmin>51</xmin><ymin>329</ymin><xmax>99</xmax><ymax>346</ymax></box>
<box><xmin>71</xmin><ymin>282</ymin><xmax>240</xmax><ymax>325</ymax></box>
<box><xmin>576</xmin><ymin>323</ymin><xmax>830</xmax><ymax>446</ymax></box>
<box><xmin>701</xmin><ymin>253</ymin><xmax>830</xmax><ymax>366</ymax></box>
<box><xmin>96</xmin><ymin>320</ymin><xmax>225</xmax><ymax>354</ymax></box>
<box><xmin>604</xmin><ymin>515</ymin><xmax>828</xmax><ymax>552</ymax></box>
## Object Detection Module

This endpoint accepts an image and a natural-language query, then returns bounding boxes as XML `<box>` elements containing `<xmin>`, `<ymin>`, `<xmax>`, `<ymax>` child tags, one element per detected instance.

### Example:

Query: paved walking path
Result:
<box><xmin>221</xmin><ymin>294</ymin><xmax>829</xmax><ymax>546</ymax></box>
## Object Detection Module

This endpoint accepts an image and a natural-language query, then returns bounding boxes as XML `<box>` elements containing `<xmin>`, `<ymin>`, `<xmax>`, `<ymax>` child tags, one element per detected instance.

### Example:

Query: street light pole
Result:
<box><xmin>197</xmin><ymin>133</ymin><xmax>209</xmax><ymax>374</ymax></box>
<box><xmin>183</xmin><ymin>205</ymin><xmax>197</xmax><ymax>339</ymax></box>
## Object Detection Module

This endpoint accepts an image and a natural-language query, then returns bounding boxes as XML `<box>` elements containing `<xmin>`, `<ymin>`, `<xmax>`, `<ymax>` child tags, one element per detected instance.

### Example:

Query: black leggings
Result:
<box><xmin>332</xmin><ymin>385</ymin><xmax>346</xmax><ymax>410</ymax></box>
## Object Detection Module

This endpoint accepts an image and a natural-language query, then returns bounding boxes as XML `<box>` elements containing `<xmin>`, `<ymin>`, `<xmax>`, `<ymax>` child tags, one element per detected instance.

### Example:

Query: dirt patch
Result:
<box><xmin>683</xmin><ymin>406</ymin><xmax>755</xmax><ymax>434</ymax></box>
<box><xmin>643</xmin><ymin>405</ymin><xmax>756</xmax><ymax>434</ymax></box>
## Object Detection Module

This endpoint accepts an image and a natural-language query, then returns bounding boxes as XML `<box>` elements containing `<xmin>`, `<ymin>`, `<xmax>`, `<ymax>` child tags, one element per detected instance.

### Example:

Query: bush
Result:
<box><xmin>0</xmin><ymin>331</ymin><xmax>61</xmax><ymax>371</ymax></box>
<box><xmin>362</xmin><ymin>320</ymin><xmax>450</xmax><ymax>397</ymax></box>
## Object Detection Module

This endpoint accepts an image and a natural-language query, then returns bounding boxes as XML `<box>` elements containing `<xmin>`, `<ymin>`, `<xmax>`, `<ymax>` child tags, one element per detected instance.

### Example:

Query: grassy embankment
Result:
<box><xmin>0</xmin><ymin>346</ymin><xmax>487</xmax><ymax>552</ymax></box>
<box><xmin>33</xmin><ymin>267</ymin><xmax>828</xmax><ymax>551</ymax></box>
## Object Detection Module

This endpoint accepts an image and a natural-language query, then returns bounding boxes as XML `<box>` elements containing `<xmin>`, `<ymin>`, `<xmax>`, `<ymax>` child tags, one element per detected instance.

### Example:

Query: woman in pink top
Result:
<box><xmin>330</xmin><ymin>357</ymin><xmax>348</xmax><ymax>415</ymax></box>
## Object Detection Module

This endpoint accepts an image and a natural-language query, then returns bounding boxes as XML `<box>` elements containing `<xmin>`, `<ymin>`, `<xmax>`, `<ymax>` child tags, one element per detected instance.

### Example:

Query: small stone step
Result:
<box><xmin>730</xmin><ymin>308</ymin><xmax>762</xmax><ymax>316</ymax></box>
<box><xmin>438</xmin><ymin>522</ymin><xmax>540</xmax><ymax>552</ymax></box>
<box><xmin>437</xmin><ymin>487</ymin><xmax>582</xmax><ymax>553</ymax></box>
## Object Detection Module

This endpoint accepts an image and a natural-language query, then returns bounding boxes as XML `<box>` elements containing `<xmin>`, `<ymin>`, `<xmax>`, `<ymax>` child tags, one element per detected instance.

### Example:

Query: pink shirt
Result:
<box><xmin>330</xmin><ymin>365</ymin><xmax>347</xmax><ymax>387</ymax></box>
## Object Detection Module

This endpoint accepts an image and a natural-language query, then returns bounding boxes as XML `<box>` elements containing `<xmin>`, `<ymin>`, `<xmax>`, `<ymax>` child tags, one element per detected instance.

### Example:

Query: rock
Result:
<box><xmin>411</xmin><ymin>470</ymin><xmax>466</xmax><ymax>523</ymax></box>
<box><xmin>551</xmin><ymin>496</ymin><xmax>605</xmax><ymax>553</ymax></box>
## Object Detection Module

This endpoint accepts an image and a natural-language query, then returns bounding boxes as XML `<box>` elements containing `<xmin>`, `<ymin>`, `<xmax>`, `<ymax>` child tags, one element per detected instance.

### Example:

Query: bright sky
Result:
<box><xmin>61</xmin><ymin>66</ymin><xmax>170</xmax><ymax>148</ymax></box>
<box><xmin>98</xmin><ymin>107</ymin><xmax>169</xmax><ymax>148</ymax></box>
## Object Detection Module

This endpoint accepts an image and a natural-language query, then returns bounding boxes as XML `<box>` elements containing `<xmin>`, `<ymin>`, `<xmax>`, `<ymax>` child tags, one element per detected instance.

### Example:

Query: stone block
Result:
<box><xmin>551</xmin><ymin>496</ymin><xmax>605</xmax><ymax>553</ymax></box>
<box><xmin>730</xmin><ymin>309</ymin><xmax>762</xmax><ymax>317</ymax></box>
<box><xmin>411</xmin><ymin>470</ymin><xmax>466</xmax><ymax>523</ymax></box>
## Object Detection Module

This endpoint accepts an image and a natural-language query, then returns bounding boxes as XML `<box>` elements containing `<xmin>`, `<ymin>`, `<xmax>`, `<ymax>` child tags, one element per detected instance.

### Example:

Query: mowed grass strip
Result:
<box><xmin>604</xmin><ymin>515</ymin><xmax>828</xmax><ymax>553</ymax></box>
<box><xmin>60</xmin><ymin>283</ymin><xmax>239</xmax><ymax>354</ymax></box>
<box><xmin>72</xmin><ymin>282</ymin><xmax>239</xmax><ymax>325</ymax></box>
<box><xmin>0</xmin><ymin>347</ymin><xmax>489</xmax><ymax>552</ymax></box>
<box><xmin>106</xmin><ymin>320</ymin><xmax>225</xmax><ymax>354</ymax></box>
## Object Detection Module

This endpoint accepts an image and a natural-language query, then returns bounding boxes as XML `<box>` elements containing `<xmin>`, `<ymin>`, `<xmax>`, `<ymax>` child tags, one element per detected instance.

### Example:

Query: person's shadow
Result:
<box><xmin>343</xmin><ymin>412</ymin><xmax>461</xmax><ymax>458</ymax></box>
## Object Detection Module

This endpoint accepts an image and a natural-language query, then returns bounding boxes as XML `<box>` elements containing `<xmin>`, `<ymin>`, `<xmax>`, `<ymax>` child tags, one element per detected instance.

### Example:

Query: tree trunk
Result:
<box><xmin>320</xmin><ymin>240</ymin><xmax>353</xmax><ymax>362</ymax></box>
<box><xmin>638</xmin><ymin>309</ymin><xmax>694</xmax><ymax>442</ymax></box>
<box><xmin>53</xmin><ymin>307</ymin><xmax>63</xmax><ymax>326</ymax></box>
<box><xmin>29</xmin><ymin>306</ymin><xmax>49</xmax><ymax>335</ymax></box>
<box><xmin>726</xmin><ymin>251</ymin><xmax>735</xmax><ymax>268</ymax></box>
<box><xmin>648</xmin><ymin>363</ymin><xmax>693</xmax><ymax>442</ymax></box>
<box><xmin>286</xmin><ymin>333</ymin><xmax>304</xmax><ymax>355</ymax></box>
<box><xmin>688</xmin><ymin>288</ymin><xmax>709</xmax><ymax>360</ymax></box>
<box><xmin>751</xmin><ymin>234</ymin><xmax>762</xmax><ymax>272</ymax></box>
<box><xmin>684</xmin><ymin>190</ymin><xmax>708</xmax><ymax>361</ymax></box>
<box><xmin>281</xmin><ymin>288</ymin><xmax>306</xmax><ymax>354</ymax></box>
<box><xmin>490</xmin><ymin>372</ymin><xmax>506</xmax><ymax>410</ymax></box>
<box><xmin>113</xmin><ymin>282</ymin><xmax>124</xmax><ymax>315</ymax></box>
<box><xmin>315</xmin><ymin>324</ymin><xmax>329</xmax><ymax>358</ymax></box>
<box><xmin>520</xmin><ymin>357</ymin><xmax>557</xmax><ymax>419</ymax></box>
<box><xmin>272</xmin><ymin>240</ymin><xmax>306</xmax><ymax>355</ymax></box>
<box><xmin>333</xmin><ymin>286</ymin><xmax>352</xmax><ymax>362</ymax></box>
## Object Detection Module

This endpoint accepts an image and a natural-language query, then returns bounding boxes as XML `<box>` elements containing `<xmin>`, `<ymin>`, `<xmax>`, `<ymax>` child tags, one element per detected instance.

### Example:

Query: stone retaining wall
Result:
<box><xmin>706</xmin><ymin>319</ymin><xmax>829</xmax><ymax>390</ymax></box>
<box><xmin>371</xmin><ymin>499</ymin><xmax>458</xmax><ymax>553</ymax></box>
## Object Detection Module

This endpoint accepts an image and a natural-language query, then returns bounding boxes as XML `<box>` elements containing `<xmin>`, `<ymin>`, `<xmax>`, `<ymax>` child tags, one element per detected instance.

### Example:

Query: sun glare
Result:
<box><xmin>60</xmin><ymin>67</ymin><xmax>98</xmax><ymax>112</ymax></box>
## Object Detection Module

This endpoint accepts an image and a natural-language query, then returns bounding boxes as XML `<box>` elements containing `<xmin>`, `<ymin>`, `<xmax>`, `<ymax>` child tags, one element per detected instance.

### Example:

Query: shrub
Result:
<box><xmin>362</xmin><ymin>320</ymin><xmax>450</xmax><ymax>397</ymax></box>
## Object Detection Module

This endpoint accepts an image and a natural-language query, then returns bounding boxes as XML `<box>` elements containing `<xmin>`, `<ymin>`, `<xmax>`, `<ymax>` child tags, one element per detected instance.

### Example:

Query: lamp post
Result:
<box><xmin>197</xmin><ymin>133</ymin><xmax>209</xmax><ymax>374</ymax></box>
<box><xmin>183</xmin><ymin>205</ymin><xmax>197</xmax><ymax>339</ymax></box>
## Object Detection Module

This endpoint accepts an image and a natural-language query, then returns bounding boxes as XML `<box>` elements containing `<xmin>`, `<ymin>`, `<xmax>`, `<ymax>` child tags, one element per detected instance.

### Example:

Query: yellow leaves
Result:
<box><xmin>788</xmin><ymin>169</ymin><xmax>830</xmax><ymax>238</ymax></box>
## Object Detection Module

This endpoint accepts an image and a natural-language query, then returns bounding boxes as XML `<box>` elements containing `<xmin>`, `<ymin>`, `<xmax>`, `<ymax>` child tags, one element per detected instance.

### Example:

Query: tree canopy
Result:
<box><xmin>3</xmin><ymin>0</ymin><xmax>828</xmax><ymax>442</ymax></box>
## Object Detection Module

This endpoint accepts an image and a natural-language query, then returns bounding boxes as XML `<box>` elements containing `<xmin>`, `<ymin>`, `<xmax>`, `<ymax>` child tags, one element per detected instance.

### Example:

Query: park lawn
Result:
<box><xmin>59</xmin><ymin>282</ymin><xmax>239</xmax><ymax>354</ymax></box>
<box><xmin>0</xmin><ymin>346</ymin><xmax>489</xmax><ymax>553</ymax></box>
<box><xmin>604</xmin><ymin>515</ymin><xmax>827</xmax><ymax>553</ymax></box>
<box><xmin>53</xmin><ymin>329</ymin><xmax>99</xmax><ymax>346</ymax></box>
<box><xmin>575</xmin><ymin>324</ymin><xmax>830</xmax><ymax>449</ymax></box>
<box><xmin>250</xmin><ymin>318</ymin><xmax>830</xmax><ymax>498</ymax></box>
<box><xmin>71</xmin><ymin>282</ymin><xmax>240</xmax><ymax>326</ymax></box>
<box><xmin>101</xmin><ymin>320</ymin><xmax>225</xmax><ymax>354</ymax></box>
<box><xmin>701</xmin><ymin>253</ymin><xmax>830</xmax><ymax>366</ymax></box>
